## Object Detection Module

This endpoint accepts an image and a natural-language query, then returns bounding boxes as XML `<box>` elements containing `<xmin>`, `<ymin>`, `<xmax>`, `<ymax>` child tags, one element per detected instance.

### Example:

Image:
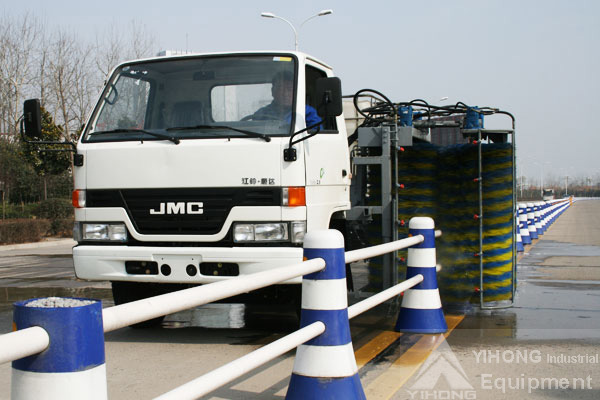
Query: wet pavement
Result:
<box><xmin>432</xmin><ymin>199</ymin><xmax>600</xmax><ymax>400</ymax></box>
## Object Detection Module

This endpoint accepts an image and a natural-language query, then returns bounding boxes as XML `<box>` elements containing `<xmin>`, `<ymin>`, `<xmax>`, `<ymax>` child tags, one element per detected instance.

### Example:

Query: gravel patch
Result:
<box><xmin>25</xmin><ymin>297</ymin><xmax>96</xmax><ymax>308</ymax></box>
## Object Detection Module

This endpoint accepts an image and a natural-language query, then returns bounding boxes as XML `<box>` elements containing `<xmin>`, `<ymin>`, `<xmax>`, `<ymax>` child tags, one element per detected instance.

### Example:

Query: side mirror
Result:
<box><xmin>23</xmin><ymin>99</ymin><xmax>42</xmax><ymax>138</ymax></box>
<box><xmin>315</xmin><ymin>77</ymin><xmax>343</xmax><ymax>118</ymax></box>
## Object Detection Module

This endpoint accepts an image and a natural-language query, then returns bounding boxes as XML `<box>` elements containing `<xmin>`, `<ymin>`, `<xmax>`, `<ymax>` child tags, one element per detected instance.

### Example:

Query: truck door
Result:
<box><xmin>302</xmin><ymin>64</ymin><xmax>351</xmax><ymax>230</ymax></box>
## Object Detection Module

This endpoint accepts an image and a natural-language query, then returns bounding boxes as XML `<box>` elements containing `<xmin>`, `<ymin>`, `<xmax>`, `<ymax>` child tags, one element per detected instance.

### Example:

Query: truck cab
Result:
<box><xmin>70</xmin><ymin>51</ymin><xmax>350</xmax><ymax>305</ymax></box>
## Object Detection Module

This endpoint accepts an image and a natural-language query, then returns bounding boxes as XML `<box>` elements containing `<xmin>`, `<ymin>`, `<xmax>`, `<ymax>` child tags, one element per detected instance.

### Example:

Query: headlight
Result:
<box><xmin>81</xmin><ymin>223</ymin><xmax>128</xmax><ymax>242</ymax></box>
<box><xmin>233</xmin><ymin>223</ymin><xmax>291</xmax><ymax>242</ymax></box>
<box><xmin>290</xmin><ymin>221</ymin><xmax>306</xmax><ymax>243</ymax></box>
<box><xmin>233</xmin><ymin>224</ymin><xmax>255</xmax><ymax>242</ymax></box>
<box><xmin>255</xmin><ymin>223</ymin><xmax>288</xmax><ymax>241</ymax></box>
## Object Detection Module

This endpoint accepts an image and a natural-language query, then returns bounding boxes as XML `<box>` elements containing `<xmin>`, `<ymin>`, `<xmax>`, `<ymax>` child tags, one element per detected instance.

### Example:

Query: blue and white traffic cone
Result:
<box><xmin>534</xmin><ymin>202</ymin><xmax>543</xmax><ymax>236</ymax></box>
<box><xmin>395</xmin><ymin>217</ymin><xmax>447</xmax><ymax>334</ymax></box>
<box><xmin>549</xmin><ymin>201</ymin><xmax>558</xmax><ymax>225</ymax></box>
<box><xmin>516</xmin><ymin>214</ymin><xmax>524</xmax><ymax>252</ymax></box>
<box><xmin>526</xmin><ymin>202</ymin><xmax>538</xmax><ymax>240</ymax></box>
<box><xmin>11</xmin><ymin>297</ymin><xmax>107</xmax><ymax>400</ymax></box>
<box><xmin>540</xmin><ymin>202</ymin><xmax>549</xmax><ymax>233</ymax></box>
<box><xmin>286</xmin><ymin>230</ymin><xmax>365</xmax><ymax>400</ymax></box>
<box><xmin>519</xmin><ymin>203</ymin><xmax>531</xmax><ymax>245</ymax></box>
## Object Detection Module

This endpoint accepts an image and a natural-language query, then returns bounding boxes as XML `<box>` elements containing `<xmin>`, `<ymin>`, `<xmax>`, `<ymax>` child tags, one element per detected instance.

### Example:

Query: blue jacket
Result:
<box><xmin>251</xmin><ymin>103</ymin><xmax>322</xmax><ymax>129</ymax></box>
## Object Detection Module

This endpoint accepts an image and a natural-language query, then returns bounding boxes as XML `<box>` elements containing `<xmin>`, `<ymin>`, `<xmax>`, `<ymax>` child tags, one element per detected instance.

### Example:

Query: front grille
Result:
<box><xmin>86</xmin><ymin>188</ymin><xmax>280</xmax><ymax>235</ymax></box>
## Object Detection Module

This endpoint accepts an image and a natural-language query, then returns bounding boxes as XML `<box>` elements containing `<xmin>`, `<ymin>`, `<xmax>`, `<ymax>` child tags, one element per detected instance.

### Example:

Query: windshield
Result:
<box><xmin>85</xmin><ymin>55</ymin><xmax>297</xmax><ymax>142</ymax></box>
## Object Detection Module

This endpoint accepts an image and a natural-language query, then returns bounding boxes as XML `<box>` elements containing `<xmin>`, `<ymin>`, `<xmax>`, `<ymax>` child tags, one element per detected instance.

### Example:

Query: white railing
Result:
<box><xmin>2</xmin><ymin>201</ymin><xmax>577</xmax><ymax>399</ymax></box>
<box><xmin>0</xmin><ymin>327</ymin><xmax>49</xmax><ymax>365</ymax></box>
<box><xmin>2</xmin><ymin>217</ymin><xmax>445</xmax><ymax>400</ymax></box>
<box><xmin>0</xmin><ymin>233</ymin><xmax>430</xmax><ymax>365</ymax></box>
<box><xmin>154</xmin><ymin>233</ymin><xmax>430</xmax><ymax>400</ymax></box>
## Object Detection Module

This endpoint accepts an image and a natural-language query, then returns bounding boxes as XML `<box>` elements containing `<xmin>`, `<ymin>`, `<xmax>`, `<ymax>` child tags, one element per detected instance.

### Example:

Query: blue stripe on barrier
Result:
<box><xmin>303</xmin><ymin>248</ymin><xmax>346</xmax><ymax>280</ymax></box>
<box><xmin>287</xmin><ymin>373</ymin><xmax>366</xmax><ymax>400</ymax></box>
<box><xmin>12</xmin><ymin>298</ymin><xmax>104</xmax><ymax>373</ymax></box>
<box><xmin>408</xmin><ymin>228</ymin><xmax>435</xmax><ymax>248</ymax></box>
<box><xmin>405</xmin><ymin>267</ymin><xmax>438</xmax><ymax>290</ymax></box>
<box><xmin>394</xmin><ymin>307</ymin><xmax>447</xmax><ymax>333</ymax></box>
<box><xmin>300</xmin><ymin>308</ymin><xmax>351</xmax><ymax>346</ymax></box>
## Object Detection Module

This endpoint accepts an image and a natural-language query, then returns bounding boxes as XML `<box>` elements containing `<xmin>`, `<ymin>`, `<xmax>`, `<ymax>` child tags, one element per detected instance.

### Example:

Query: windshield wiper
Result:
<box><xmin>166</xmin><ymin>125</ymin><xmax>271</xmax><ymax>142</ymax></box>
<box><xmin>89</xmin><ymin>128</ymin><xmax>180</xmax><ymax>144</ymax></box>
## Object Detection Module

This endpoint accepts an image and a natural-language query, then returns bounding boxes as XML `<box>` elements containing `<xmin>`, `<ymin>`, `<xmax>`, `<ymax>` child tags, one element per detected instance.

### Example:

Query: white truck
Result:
<box><xmin>22</xmin><ymin>50</ymin><xmax>517</xmax><ymax>317</ymax></box>
<box><xmin>542</xmin><ymin>188</ymin><xmax>555</xmax><ymax>201</ymax></box>
<box><xmin>24</xmin><ymin>51</ymin><xmax>355</xmax><ymax>313</ymax></box>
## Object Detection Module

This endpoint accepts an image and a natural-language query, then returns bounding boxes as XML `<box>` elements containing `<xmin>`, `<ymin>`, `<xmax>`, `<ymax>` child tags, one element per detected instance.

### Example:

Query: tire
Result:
<box><xmin>111</xmin><ymin>282</ymin><xmax>166</xmax><ymax>328</ymax></box>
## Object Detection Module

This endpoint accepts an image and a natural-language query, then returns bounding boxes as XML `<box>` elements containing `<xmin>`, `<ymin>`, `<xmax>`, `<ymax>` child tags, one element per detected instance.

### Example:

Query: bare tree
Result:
<box><xmin>71</xmin><ymin>45</ymin><xmax>96</xmax><ymax>136</ymax></box>
<box><xmin>94</xmin><ymin>23</ymin><xmax>126</xmax><ymax>84</ymax></box>
<box><xmin>0</xmin><ymin>13</ymin><xmax>42</xmax><ymax>136</ymax></box>
<box><xmin>127</xmin><ymin>20</ymin><xmax>157</xmax><ymax>60</ymax></box>
<box><xmin>95</xmin><ymin>20</ymin><xmax>157</xmax><ymax>83</ymax></box>
<box><xmin>0</xmin><ymin>14</ymin><xmax>157</xmax><ymax>142</ymax></box>
<box><xmin>44</xmin><ymin>29</ymin><xmax>96</xmax><ymax>140</ymax></box>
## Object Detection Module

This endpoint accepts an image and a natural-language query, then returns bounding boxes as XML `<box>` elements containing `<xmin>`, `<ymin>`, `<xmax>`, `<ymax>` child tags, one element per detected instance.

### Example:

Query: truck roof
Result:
<box><xmin>117</xmin><ymin>50</ymin><xmax>333</xmax><ymax>71</ymax></box>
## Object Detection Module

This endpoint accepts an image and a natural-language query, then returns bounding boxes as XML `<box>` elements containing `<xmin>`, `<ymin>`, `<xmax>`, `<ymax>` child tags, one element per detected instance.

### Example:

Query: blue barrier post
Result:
<box><xmin>286</xmin><ymin>230</ymin><xmax>365</xmax><ymax>400</ymax></box>
<box><xmin>534</xmin><ymin>202</ymin><xmax>543</xmax><ymax>236</ymax></box>
<box><xmin>11</xmin><ymin>297</ymin><xmax>106</xmax><ymax>400</ymax></box>
<box><xmin>540</xmin><ymin>202</ymin><xmax>549</xmax><ymax>233</ymax></box>
<box><xmin>550</xmin><ymin>201</ymin><xmax>556</xmax><ymax>225</ymax></box>
<box><xmin>516</xmin><ymin>213</ymin><xmax>524</xmax><ymax>253</ymax></box>
<box><xmin>526</xmin><ymin>202</ymin><xmax>538</xmax><ymax>240</ymax></box>
<box><xmin>519</xmin><ymin>203</ymin><xmax>531</xmax><ymax>245</ymax></box>
<box><xmin>395</xmin><ymin>217</ymin><xmax>447</xmax><ymax>333</ymax></box>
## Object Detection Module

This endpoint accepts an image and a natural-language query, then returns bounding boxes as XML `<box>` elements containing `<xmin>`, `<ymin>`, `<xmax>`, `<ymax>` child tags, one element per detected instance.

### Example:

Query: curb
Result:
<box><xmin>0</xmin><ymin>239</ymin><xmax>76</xmax><ymax>252</ymax></box>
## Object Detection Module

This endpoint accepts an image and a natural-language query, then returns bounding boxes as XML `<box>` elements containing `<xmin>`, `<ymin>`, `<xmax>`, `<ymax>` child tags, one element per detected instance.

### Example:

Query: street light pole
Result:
<box><xmin>261</xmin><ymin>10</ymin><xmax>333</xmax><ymax>51</ymax></box>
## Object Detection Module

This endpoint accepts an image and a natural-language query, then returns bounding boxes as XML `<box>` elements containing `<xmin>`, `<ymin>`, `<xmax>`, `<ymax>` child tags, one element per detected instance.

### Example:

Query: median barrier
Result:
<box><xmin>519</xmin><ymin>203</ymin><xmax>531</xmax><ymax>245</ymax></box>
<box><xmin>534</xmin><ymin>202</ymin><xmax>543</xmax><ymax>236</ymax></box>
<box><xmin>526</xmin><ymin>202</ymin><xmax>538</xmax><ymax>240</ymax></box>
<box><xmin>395</xmin><ymin>217</ymin><xmax>447</xmax><ymax>333</ymax></box>
<box><xmin>3</xmin><ymin>217</ymin><xmax>445</xmax><ymax>400</ymax></box>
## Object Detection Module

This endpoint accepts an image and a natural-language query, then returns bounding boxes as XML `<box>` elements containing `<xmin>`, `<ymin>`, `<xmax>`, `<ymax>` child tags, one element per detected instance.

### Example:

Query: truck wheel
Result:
<box><xmin>111</xmin><ymin>282</ymin><xmax>165</xmax><ymax>328</ymax></box>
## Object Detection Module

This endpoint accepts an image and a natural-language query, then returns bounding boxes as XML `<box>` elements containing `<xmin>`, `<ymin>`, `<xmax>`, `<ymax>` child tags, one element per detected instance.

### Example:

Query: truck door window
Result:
<box><xmin>306</xmin><ymin>65</ymin><xmax>337</xmax><ymax>132</ymax></box>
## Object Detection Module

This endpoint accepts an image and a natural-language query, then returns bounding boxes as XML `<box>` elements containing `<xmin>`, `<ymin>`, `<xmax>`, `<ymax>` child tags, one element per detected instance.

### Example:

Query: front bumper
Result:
<box><xmin>73</xmin><ymin>245</ymin><xmax>303</xmax><ymax>284</ymax></box>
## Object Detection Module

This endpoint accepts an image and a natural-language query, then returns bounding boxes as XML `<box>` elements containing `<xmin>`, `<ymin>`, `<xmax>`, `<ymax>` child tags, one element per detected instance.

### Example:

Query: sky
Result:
<box><xmin>5</xmin><ymin>0</ymin><xmax>600</xmax><ymax>185</ymax></box>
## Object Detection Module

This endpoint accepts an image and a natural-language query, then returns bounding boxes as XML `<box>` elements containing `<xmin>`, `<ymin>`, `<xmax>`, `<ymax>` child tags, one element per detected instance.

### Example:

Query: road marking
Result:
<box><xmin>363</xmin><ymin>315</ymin><xmax>464</xmax><ymax>400</ymax></box>
<box><xmin>355</xmin><ymin>330</ymin><xmax>403</xmax><ymax>368</ymax></box>
<box><xmin>226</xmin><ymin>316</ymin><xmax>462</xmax><ymax>398</ymax></box>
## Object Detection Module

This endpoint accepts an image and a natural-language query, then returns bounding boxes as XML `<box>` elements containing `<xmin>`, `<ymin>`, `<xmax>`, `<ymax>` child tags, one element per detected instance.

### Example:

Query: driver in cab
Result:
<box><xmin>246</xmin><ymin>71</ymin><xmax>321</xmax><ymax>129</ymax></box>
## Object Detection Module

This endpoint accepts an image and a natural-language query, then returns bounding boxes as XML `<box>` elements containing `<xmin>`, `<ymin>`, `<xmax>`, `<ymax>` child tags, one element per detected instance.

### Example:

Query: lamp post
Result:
<box><xmin>261</xmin><ymin>10</ymin><xmax>333</xmax><ymax>51</ymax></box>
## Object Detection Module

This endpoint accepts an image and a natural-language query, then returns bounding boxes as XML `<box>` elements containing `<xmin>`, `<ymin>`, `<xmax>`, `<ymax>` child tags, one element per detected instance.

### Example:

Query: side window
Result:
<box><xmin>305</xmin><ymin>65</ymin><xmax>337</xmax><ymax>132</ymax></box>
